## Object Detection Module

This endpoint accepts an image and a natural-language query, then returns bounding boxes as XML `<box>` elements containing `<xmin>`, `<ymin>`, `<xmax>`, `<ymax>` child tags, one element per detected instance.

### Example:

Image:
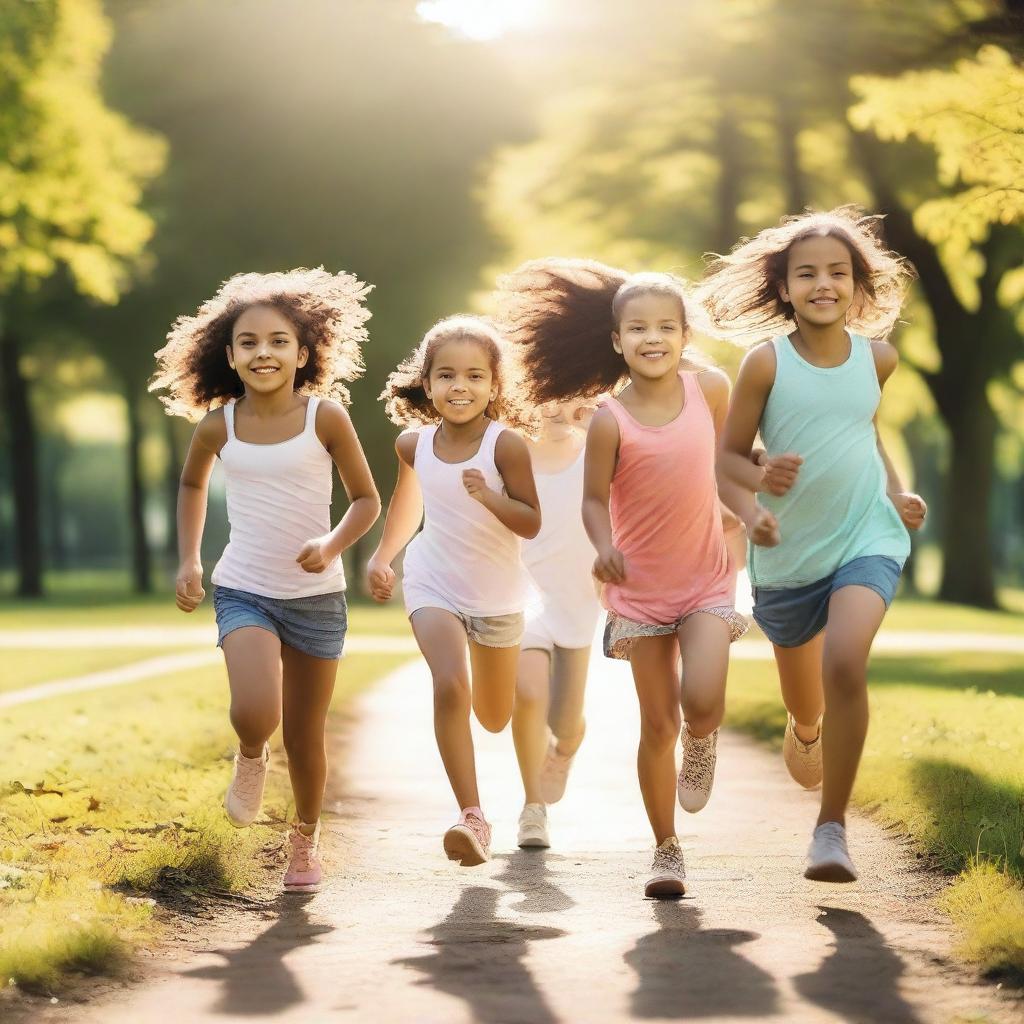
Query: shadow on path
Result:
<box><xmin>181</xmin><ymin>894</ymin><xmax>332</xmax><ymax>1017</ymax></box>
<box><xmin>493</xmin><ymin>848</ymin><xmax>576</xmax><ymax>914</ymax></box>
<box><xmin>394</xmin><ymin>885</ymin><xmax>566</xmax><ymax>1024</ymax></box>
<box><xmin>793</xmin><ymin>906</ymin><xmax>923</xmax><ymax>1024</ymax></box>
<box><xmin>626</xmin><ymin>900</ymin><xmax>778</xmax><ymax>1018</ymax></box>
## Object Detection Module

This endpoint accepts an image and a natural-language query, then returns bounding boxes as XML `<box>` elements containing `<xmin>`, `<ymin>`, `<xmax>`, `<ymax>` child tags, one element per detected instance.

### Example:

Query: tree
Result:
<box><xmin>0</xmin><ymin>0</ymin><xmax>165</xmax><ymax>595</ymax></box>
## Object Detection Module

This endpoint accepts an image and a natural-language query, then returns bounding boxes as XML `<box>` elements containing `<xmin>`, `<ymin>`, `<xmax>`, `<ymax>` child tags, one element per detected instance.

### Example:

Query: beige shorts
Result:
<box><xmin>409</xmin><ymin>601</ymin><xmax>524</xmax><ymax>649</ymax></box>
<box><xmin>603</xmin><ymin>606</ymin><xmax>748</xmax><ymax>661</ymax></box>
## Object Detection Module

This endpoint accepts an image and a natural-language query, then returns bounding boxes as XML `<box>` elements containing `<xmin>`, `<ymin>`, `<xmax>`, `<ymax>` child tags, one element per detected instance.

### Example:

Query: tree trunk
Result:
<box><xmin>164</xmin><ymin>413</ymin><xmax>182</xmax><ymax>563</ymax></box>
<box><xmin>125</xmin><ymin>388</ymin><xmax>152</xmax><ymax>594</ymax></box>
<box><xmin>0</xmin><ymin>330</ymin><xmax>43</xmax><ymax>596</ymax></box>
<box><xmin>938</xmin><ymin>385</ymin><xmax>998</xmax><ymax>607</ymax></box>
<box><xmin>774</xmin><ymin>89</ymin><xmax>807</xmax><ymax>214</ymax></box>
<box><xmin>713</xmin><ymin>103</ymin><xmax>741</xmax><ymax>254</ymax></box>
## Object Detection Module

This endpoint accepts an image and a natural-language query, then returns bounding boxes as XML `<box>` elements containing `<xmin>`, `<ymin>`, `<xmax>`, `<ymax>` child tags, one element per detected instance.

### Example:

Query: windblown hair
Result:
<box><xmin>494</xmin><ymin>258</ymin><xmax>709</xmax><ymax>406</ymax></box>
<box><xmin>150</xmin><ymin>267</ymin><xmax>372</xmax><ymax>421</ymax></box>
<box><xmin>380</xmin><ymin>315</ymin><xmax>533</xmax><ymax>431</ymax></box>
<box><xmin>697</xmin><ymin>206</ymin><xmax>915</xmax><ymax>345</ymax></box>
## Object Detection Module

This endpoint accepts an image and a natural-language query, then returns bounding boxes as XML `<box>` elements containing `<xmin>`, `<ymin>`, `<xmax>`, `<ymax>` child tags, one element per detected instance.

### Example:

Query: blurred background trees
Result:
<box><xmin>1</xmin><ymin>0</ymin><xmax>1021</xmax><ymax>606</ymax></box>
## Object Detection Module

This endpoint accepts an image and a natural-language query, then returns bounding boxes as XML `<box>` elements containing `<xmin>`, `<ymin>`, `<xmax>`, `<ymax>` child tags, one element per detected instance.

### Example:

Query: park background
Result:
<box><xmin>1</xmin><ymin>0</ymin><xmax>1023</xmax><ymax>1006</ymax></box>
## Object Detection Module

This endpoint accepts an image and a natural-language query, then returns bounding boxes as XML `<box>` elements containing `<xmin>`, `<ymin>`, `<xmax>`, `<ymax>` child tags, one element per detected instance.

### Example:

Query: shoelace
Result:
<box><xmin>682</xmin><ymin>733</ymin><xmax>716</xmax><ymax>789</ymax></box>
<box><xmin>653</xmin><ymin>842</ymin><xmax>685</xmax><ymax>875</ymax></box>
<box><xmin>289</xmin><ymin>828</ymin><xmax>316</xmax><ymax>871</ymax></box>
<box><xmin>233</xmin><ymin>754</ymin><xmax>265</xmax><ymax>798</ymax></box>
<box><xmin>462</xmin><ymin>812</ymin><xmax>490</xmax><ymax>845</ymax></box>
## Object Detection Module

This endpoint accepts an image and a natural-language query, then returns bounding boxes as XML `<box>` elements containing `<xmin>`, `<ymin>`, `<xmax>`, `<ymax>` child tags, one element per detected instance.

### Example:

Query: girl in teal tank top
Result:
<box><xmin>701</xmin><ymin>207</ymin><xmax>928</xmax><ymax>885</ymax></box>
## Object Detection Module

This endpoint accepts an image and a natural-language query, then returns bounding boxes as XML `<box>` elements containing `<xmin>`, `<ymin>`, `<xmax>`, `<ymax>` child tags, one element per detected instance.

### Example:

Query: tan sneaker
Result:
<box><xmin>645</xmin><ymin>837</ymin><xmax>686</xmax><ymax>898</ymax></box>
<box><xmin>539</xmin><ymin>722</ymin><xmax>584</xmax><ymax>804</ymax></box>
<box><xmin>223</xmin><ymin>744</ymin><xmax>269</xmax><ymax>827</ymax></box>
<box><xmin>443</xmin><ymin>809</ymin><xmax>492</xmax><ymax>866</ymax></box>
<box><xmin>677</xmin><ymin>726</ymin><xmax>718</xmax><ymax>812</ymax></box>
<box><xmin>783</xmin><ymin>715</ymin><xmax>822</xmax><ymax>790</ymax></box>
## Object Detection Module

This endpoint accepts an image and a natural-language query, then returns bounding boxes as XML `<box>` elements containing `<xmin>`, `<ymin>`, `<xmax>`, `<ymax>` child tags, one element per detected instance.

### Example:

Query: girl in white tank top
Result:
<box><xmin>152</xmin><ymin>269</ymin><xmax>381</xmax><ymax>895</ymax></box>
<box><xmin>368</xmin><ymin>315</ymin><xmax>541</xmax><ymax>867</ymax></box>
<box><xmin>511</xmin><ymin>399</ymin><xmax>602</xmax><ymax>849</ymax></box>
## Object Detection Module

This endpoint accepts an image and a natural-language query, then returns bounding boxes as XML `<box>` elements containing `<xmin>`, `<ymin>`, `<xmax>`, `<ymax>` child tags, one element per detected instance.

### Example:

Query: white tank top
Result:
<box><xmin>522</xmin><ymin>450</ymin><xmax>602</xmax><ymax>646</ymax></box>
<box><xmin>211</xmin><ymin>396</ymin><xmax>346</xmax><ymax>599</ymax></box>
<box><xmin>401</xmin><ymin>419</ymin><xmax>527</xmax><ymax>616</ymax></box>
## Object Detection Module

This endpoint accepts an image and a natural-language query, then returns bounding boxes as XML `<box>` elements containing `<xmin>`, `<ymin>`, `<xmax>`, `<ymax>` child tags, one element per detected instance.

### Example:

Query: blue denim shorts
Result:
<box><xmin>213</xmin><ymin>586</ymin><xmax>348</xmax><ymax>660</ymax></box>
<box><xmin>752</xmin><ymin>555</ymin><xmax>902</xmax><ymax>649</ymax></box>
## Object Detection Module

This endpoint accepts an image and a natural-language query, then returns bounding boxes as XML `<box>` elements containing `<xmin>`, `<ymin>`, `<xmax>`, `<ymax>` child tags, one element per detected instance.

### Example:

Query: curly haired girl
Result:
<box><xmin>497</xmin><ymin>258</ymin><xmax>746</xmax><ymax>898</ymax></box>
<box><xmin>702</xmin><ymin>207</ymin><xmax>926</xmax><ymax>883</ymax></box>
<box><xmin>151</xmin><ymin>267</ymin><xmax>381</xmax><ymax>893</ymax></box>
<box><xmin>367</xmin><ymin>315</ymin><xmax>541</xmax><ymax>866</ymax></box>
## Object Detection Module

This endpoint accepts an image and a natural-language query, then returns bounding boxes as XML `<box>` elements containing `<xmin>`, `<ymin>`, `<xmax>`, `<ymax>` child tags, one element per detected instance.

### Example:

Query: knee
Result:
<box><xmin>515</xmin><ymin>674</ymin><xmax>547</xmax><ymax>707</ymax></box>
<box><xmin>639</xmin><ymin>709</ymin><xmax>681</xmax><ymax>754</ymax></box>
<box><xmin>683</xmin><ymin>695</ymin><xmax>724</xmax><ymax>737</ymax></box>
<box><xmin>823</xmin><ymin>656</ymin><xmax>866</xmax><ymax>700</ymax></box>
<box><xmin>230</xmin><ymin>703</ymin><xmax>279</xmax><ymax>744</ymax></box>
<box><xmin>282</xmin><ymin>727</ymin><xmax>324</xmax><ymax>762</ymax></box>
<box><xmin>477</xmin><ymin>707</ymin><xmax>511</xmax><ymax>734</ymax></box>
<box><xmin>433</xmin><ymin>672</ymin><xmax>471</xmax><ymax>713</ymax></box>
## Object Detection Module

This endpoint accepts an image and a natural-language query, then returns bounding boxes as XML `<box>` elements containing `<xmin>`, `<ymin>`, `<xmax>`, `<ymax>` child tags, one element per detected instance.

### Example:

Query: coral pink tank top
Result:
<box><xmin>602</xmin><ymin>373</ymin><xmax>734</xmax><ymax>624</ymax></box>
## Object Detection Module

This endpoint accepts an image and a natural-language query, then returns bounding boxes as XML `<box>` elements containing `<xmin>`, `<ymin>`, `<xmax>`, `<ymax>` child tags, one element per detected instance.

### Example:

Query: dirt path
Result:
<box><xmin>24</xmin><ymin>652</ymin><xmax>1020</xmax><ymax>1024</ymax></box>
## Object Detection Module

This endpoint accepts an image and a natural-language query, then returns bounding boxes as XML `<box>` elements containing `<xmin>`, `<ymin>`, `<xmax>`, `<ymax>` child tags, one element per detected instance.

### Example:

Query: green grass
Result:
<box><xmin>725</xmin><ymin>651</ymin><xmax>1024</xmax><ymax>978</ymax></box>
<box><xmin>883</xmin><ymin>596</ymin><xmax>1024</xmax><ymax>635</ymax></box>
<box><xmin>0</xmin><ymin>648</ymin><xmax>413</xmax><ymax>994</ymax></box>
<box><xmin>0</xmin><ymin>649</ymin><xmax>184</xmax><ymax>695</ymax></box>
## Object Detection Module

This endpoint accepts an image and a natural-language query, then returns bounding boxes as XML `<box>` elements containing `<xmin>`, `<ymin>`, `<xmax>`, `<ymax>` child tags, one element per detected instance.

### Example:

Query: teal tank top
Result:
<box><xmin>749</xmin><ymin>333</ymin><xmax>910</xmax><ymax>589</ymax></box>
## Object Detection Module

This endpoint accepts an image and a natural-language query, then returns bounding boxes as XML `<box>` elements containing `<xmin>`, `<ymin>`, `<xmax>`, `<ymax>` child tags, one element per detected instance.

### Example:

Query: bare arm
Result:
<box><xmin>366</xmin><ymin>433</ymin><xmax>424</xmax><ymax>601</ymax></box>
<box><xmin>716</xmin><ymin>345</ymin><xmax>781</xmax><ymax>547</ymax></box>
<box><xmin>872</xmin><ymin>342</ymin><xmax>927</xmax><ymax>531</ymax></box>
<box><xmin>175</xmin><ymin>411</ymin><xmax>226</xmax><ymax>612</ymax></box>
<box><xmin>581</xmin><ymin>407</ymin><xmax>625</xmax><ymax>583</ymax></box>
<box><xmin>296</xmin><ymin>402</ymin><xmax>382</xmax><ymax>573</ymax></box>
<box><xmin>463</xmin><ymin>430</ymin><xmax>541</xmax><ymax>539</ymax></box>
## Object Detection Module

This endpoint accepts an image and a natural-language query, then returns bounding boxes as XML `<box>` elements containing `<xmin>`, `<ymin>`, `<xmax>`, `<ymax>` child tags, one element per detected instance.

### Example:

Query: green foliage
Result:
<box><xmin>851</xmin><ymin>45</ymin><xmax>1024</xmax><ymax>285</ymax></box>
<box><xmin>0</xmin><ymin>0</ymin><xmax>166</xmax><ymax>302</ymax></box>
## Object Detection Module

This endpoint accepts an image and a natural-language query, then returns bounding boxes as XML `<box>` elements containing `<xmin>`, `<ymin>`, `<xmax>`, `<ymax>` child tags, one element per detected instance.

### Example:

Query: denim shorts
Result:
<box><xmin>213</xmin><ymin>586</ymin><xmax>348</xmax><ymax>660</ymax></box>
<box><xmin>752</xmin><ymin>555</ymin><xmax>902</xmax><ymax>649</ymax></box>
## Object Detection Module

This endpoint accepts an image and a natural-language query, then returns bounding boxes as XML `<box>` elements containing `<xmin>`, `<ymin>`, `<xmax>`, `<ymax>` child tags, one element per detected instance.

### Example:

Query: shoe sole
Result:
<box><xmin>283</xmin><ymin>881</ymin><xmax>321</xmax><ymax>893</ymax></box>
<box><xmin>444</xmin><ymin>826</ymin><xmax>488</xmax><ymax>866</ymax></box>
<box><xmin>804</xmin><ymin>862</ymin><xmax>857</xmax><ymax>883</ymax></box>
<box><xmin>676</xmin><ymin>788</ymin><xmax>710</xmax><ymax>813</ymax></box>
<box><xmin>645</xmin><ymin>875</ymin><xmax>687</xmax><ymax>898</ymax></box>
<box><xmin>518</xmin><ymin>835</ymin><xmax>550</xmax><ymax>849</ymax></box>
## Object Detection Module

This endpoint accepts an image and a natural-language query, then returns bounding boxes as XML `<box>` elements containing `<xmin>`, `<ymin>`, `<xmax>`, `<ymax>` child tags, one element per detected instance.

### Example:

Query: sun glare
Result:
<box><xmin>415</xmin><ymin>0</ymin><xmax>543</xmax><ymax>41</ymax></box>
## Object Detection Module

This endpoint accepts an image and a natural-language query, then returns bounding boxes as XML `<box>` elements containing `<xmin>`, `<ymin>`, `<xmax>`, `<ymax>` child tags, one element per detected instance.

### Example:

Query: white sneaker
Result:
<box><xmin>645</xmin><ymin>837</ymin><xmax>686</xmax><ymax>898</ymax></box>
<box><xmin>804</xmin><ymin>821</ymin><xmax>858</xmax><ymax>882</ymax></box>
<box><xmin>783</xmin><ymin>714</ymin><xmax>823</xmax><ymax>790</ymax></box>
<box><xmin>677</xmin><ymin>726</ymin><xmax>718</xmax><ymax>812</ymax></box>
<box><xmin>517</xmin><ymin>803</ymin><xmax>551</xmax><ymax>848</ymax></box>
<box><xmin>223</xmin><ymin>744</ymin><xmax>269</xmax><ymax>827</ymax></box>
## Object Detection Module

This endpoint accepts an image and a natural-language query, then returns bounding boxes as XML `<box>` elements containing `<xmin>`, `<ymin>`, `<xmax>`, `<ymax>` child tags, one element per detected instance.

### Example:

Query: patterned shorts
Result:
<box><xmin>603</xmin><ymin>605</ymin><xmax>748</xmax><ymax>661</ymax></box>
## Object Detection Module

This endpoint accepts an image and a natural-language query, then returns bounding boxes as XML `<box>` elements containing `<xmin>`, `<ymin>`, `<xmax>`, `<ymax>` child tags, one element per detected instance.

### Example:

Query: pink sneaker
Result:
<box><xmin>443</xmin><ymin>808</ymin><xmax>491</xmax><ymax>866</ymax></box>
<box><xmin>539</xmin><ymin>724</ymin><xmax>584</xmax><ymax>805</ymax></box>
<box><xmin>223</xmin><ymin>744</ymin><xmax>269</xmax><ymax>827</ymax></box>
<box><xmin>283</xmin><ymin>821</ymin><xmax>323</xmax><ymax>893</ymax></box>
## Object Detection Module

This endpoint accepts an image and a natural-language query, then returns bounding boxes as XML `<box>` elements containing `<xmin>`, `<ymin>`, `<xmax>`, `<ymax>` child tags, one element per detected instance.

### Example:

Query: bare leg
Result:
<box><xmin>410</xmin><ymin>608</ymin><xmax>477</xmax><ymax>811</ymax></box>
<box><xmin>548</xmin><ymin>645</ymin><xmax>590</xmax><ymax>756</ymax></box>
<box><xmin>469</xmin><ymin>640</ymin><xmax>520</xmax><ymax>733</ymax></box>
<box><xmin>221</xmin><ymin>627</ymin><xmax>282</xmax><ymax>757</ymax></box>
<box><xmin>818</xmin><ymin>585</ymin><xmax>886</xmax><ymax>827</ymax></box>
<box><xmin>675</xmin><ymin>613</ymin><xmax>731</xmax><ymax>738</ymax></box>
<box><xmin>281</xmin><ymin>645</ymin><xmax>338</xmax><ymax>826</ymax></box>
<box><xmin>630</xmin><ymin>634</ymin><xmax>681</xmax><ymax>844</ymax></box>
<box><xmin>512</xmin><ymin>647</ymin><xmax>550</xmax><ymax>805</ymax></box>
<box><xmin>773</xmin><ymin>631</ymin><xmax>826</xmax><ymax>742</ymax></box>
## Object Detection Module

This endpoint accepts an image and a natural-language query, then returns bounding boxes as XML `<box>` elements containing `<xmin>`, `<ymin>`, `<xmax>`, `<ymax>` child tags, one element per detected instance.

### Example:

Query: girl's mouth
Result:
<box><xmin>251</xmin><ymin>366</ymin><xmax>280</xmax><ymax>375</ymax></box>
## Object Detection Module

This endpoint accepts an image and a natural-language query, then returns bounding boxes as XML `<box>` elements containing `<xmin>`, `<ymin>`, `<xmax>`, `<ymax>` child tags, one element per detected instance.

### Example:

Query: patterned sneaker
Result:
<box><xmin>517</xmin><ymin>803</ymin><xmax>551</xmax><ymax>849</ymax></box>
<box><xmin>645</xmin><ymin>837</ymin><xmax>686</xmax><ymax>898</ymax></box>
<box><xmin>677</xmin><ymin>726</ymin><xmax>718</xmax><ymax>813</ymax></box>
<box><xmin>539</xmin><ymin>723</ymin><xmax>584</xmax><ymax>804</ymax></box>
<box><xmin>283</xmin><ymin>821</ymin><xmax>323</xmax><ymax>893</ymax></box>
<box><xmin>804</xmin><ymin>821</ymin><xmax>858</xmax><ymax>882</ymax></box>
<box><xmin>783</xmin><ymin>714</ymin><xmax>823</xmax><ymax>790</ymax></box>
<box><xmin>223</xmin><ymin>744</ymin><xmax>269</xmax><ymax>827</ymax></box>
<box><xmin>443</xmin><ymin>809</ymin><xmax>492</xmax><ymax>866</ymax></box>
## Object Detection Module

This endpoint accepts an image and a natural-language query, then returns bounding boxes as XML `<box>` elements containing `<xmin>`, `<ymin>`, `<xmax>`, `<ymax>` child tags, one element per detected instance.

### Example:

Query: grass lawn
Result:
<box><xmin>0</xmin><ymin>641</ymin><xmax>413</xmax><ymax>994</ymax></box>
<box><xmin>725</xmin><ymin>650</ymin><xmax>1024</xmax><ymax>979</ymax></box>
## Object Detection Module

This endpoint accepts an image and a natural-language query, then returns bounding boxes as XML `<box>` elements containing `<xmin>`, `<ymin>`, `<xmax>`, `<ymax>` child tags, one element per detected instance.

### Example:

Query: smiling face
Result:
<box><xmin>780</xmin><ymin>234</ymin><xmax>856</xmax><ymax>329</ymax></box>
<box><xmin>227</xmin><ymin>304</ymin><xmax>308</xmax><ymax>395</ymax></box>
<box><xmin>423</xmin><ymin>338</ymin><xmax>498</xmax><ymax>425</ymax></box>
<box><xmin>612</xmin><ymin>292</ymin><xmax>686</xmax><ymax>380</ymax></box>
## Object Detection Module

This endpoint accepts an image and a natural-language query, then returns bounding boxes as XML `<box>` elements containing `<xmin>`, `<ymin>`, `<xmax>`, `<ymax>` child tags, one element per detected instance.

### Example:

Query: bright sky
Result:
<box><xmin>415</xmin><ymin>0</ymin><xmax>544</xmax><ymax>40</ymax></box>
